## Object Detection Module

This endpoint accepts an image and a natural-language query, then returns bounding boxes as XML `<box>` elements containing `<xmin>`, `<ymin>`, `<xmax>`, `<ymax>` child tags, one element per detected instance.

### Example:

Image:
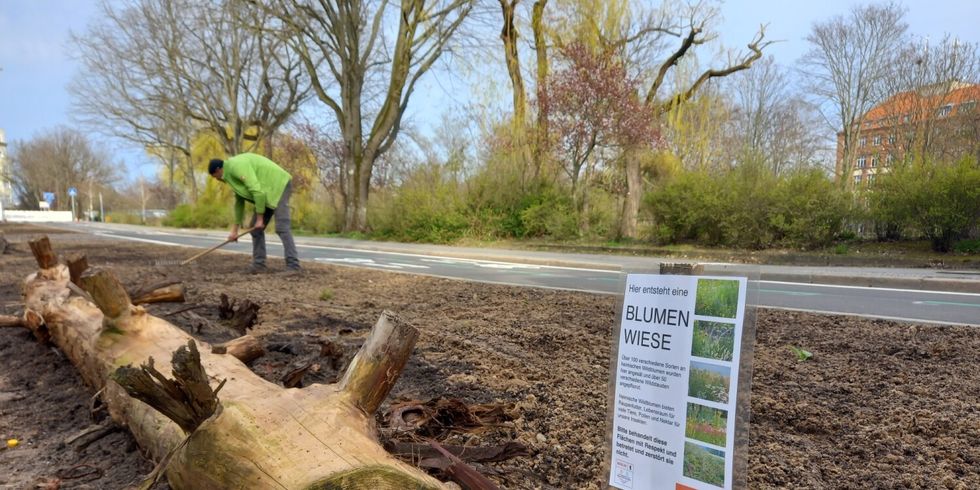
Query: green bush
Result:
<box><xmin>954</xmin><ymin>238</ymin><xmax>980</xmax><ymax>254</ymax></box>
<box><xmin>371</xmin><ymin>163</ymin><xmax>469</xmax><ymax>243</ymax></box>
<box><xmin>868</xmin><ymin>158</ymin><xmax>980</xmax><ymax>252</ymax></box>
<box><xmin>644</xmin><ymin>162</ymin><xmax>849</xmax><ymax>249</ymax></box>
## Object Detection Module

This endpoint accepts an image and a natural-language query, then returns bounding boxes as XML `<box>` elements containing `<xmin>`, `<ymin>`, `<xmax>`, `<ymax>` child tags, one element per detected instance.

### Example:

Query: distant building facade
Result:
<box><xmin>836</xmin><ymin>81</ymin><xmax>980</xmax><ymax>187</ymax></box>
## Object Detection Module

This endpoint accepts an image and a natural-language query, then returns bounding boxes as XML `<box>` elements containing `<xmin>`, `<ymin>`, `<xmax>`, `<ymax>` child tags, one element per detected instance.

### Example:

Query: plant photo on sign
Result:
<box><xmin>683</xmin><ymin>441</ymin><xmax>726</xmax><ymax>487</ymax></box>
<box><xmin>695</xmin><ymin>279</ymin><xmax>740</xmax><ymax>318</ymax></box>
<box><xmin>688</xmin><ymin>361</ymin><xmax>731</xmax><ymax>403</ymax></box>
<box><xmin>685</xmin><ymin>402</ymin><xmax>728</xmax><ymax>447</ymax></box>
<box><xmin>692</xmin><ymin>320</ymin><xmax>736</xmax><ymax>361</ymax></box>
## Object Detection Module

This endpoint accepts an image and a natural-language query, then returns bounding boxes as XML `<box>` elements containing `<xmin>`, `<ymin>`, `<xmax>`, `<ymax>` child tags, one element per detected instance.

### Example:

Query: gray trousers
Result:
<box><xmin>249</xmin><ymin>180</ymin><xmax>299</xmax><ymax>268</ymax></box>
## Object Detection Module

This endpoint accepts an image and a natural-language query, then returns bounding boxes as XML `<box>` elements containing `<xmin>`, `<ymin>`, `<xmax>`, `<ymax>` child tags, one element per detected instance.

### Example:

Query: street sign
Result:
<box><xmin>68</xmin><ymin>187</ymin><xmax>77</xmax><ymax>197</ymax></box>
<box><xmin>43</xmin><ymin>192</ymin><xmax>56</xmax><ymax>204</ymax></box>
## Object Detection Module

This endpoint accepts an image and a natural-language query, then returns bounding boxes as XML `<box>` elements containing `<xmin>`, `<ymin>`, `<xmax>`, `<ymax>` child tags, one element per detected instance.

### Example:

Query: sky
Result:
<box><xmin>2</xmin><ymin>0</ymin><xmax>979</xmax><ymax>184</ymax></box>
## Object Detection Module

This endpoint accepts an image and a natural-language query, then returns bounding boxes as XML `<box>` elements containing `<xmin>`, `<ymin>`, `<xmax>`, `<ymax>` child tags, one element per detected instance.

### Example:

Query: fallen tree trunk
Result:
<box><xmin>23</xmin><ymin>238</ymin><xmax>445</xmax><ymax>489</ymax></box>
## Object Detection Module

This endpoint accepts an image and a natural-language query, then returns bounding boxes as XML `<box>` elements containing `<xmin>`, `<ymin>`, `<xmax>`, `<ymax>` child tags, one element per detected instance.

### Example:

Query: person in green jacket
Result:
<box><xmin>208</xmin><ymin>153</ymin><xmax>300</xmax><ymax>273</ymax></box>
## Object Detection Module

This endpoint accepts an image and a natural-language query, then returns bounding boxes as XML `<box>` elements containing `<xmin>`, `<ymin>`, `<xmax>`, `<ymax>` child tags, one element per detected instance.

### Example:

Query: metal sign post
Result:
<box><xmin>68</xmin><ymin>187</ymin><xmax>77</xmax><ymax>221</ymax></box>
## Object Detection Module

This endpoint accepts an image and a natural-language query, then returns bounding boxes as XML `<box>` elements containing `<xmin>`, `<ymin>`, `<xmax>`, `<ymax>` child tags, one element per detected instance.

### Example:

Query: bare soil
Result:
<box><xmin>1</xmin><ymin>224</ymin><xmax>978</xmax><ymax>489</ymax></box>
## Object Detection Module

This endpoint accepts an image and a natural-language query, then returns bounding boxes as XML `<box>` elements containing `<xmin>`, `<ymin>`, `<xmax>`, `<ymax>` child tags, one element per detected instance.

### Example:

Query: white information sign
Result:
<box><xmin>609</xmin><ymin>273</ymin><xmax>748</xmax><ymax>490</ymax></box>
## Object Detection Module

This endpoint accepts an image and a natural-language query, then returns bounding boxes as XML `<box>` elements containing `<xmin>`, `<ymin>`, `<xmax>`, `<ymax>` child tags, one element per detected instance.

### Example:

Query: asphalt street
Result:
<box><xmin>46</xmin><ymin>222</ymin><xmax>980</xmax><ymax>326</ymax></box>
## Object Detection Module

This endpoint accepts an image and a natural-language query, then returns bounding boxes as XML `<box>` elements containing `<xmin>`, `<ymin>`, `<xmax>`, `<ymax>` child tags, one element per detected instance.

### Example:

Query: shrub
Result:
<box><xmin>954</xmin><ymin>238</ymin><xmax>980</xmax><ymax>254</ymax></box>
<box><xmin>868</xmin><ymin>157</ymin><xmax>980</xmax><ymax>252</ymax></box>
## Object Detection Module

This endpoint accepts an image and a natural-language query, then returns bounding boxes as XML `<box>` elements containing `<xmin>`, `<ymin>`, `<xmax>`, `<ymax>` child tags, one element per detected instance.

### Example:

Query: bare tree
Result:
<box><xmin>7</xmin><ymin>127</ymin><xmax>119</xmax><ymax>214</ymax></box>
<box><xmin>798</xmin><ymin>1</ymin><xmax>907</xmax><ymax>187</ymax></box>
<box><xmin>620</xmin><ymin>1</ymin><xmax>771</xmax><ymax>238</ymax></box>
<box><xmin>726</xmin><ymin>56</ymin><xmax>826</xmax><ymax>174</ymax></box>
<box><xmin>255</xmin><ymin>0</ymin><xmax>472</xmax><ymax>232</ymax></box>
<box><xmin>880</xmin><ymin>35</ymin><xmax>980</xmax><ymax>162</ymax></box>
<box><xmin>71</xmin><ymin>0</ymin><xmax>309</xmax><ymax>197</ymax></box>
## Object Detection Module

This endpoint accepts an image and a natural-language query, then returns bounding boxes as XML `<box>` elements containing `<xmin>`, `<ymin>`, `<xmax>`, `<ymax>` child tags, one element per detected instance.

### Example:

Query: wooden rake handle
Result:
<box><xmin>179</xmin><ymin>227</ymin><xmax>256</xmax><ymax>266</ymax></box>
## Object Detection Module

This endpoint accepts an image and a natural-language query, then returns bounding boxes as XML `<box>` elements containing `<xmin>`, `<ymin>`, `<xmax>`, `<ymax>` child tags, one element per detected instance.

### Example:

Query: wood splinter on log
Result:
<box><xmin>211</xmin><ymin>335</ymin><xmax>265</xmax><ymax>365</ymax></box>
<box><xmin>112</xmin><ymin>340</ymin><xmax>224</xmax><ymax>433</ymax></box>
<box><xmin>22</xmin><ymin>240</ymin><xmax>447</xmax><ymax>489</ymax></box>
<box><xmin>131</xmin><ymin>282</ymin><xmax>186</xmax><ymax>305</ymax></box>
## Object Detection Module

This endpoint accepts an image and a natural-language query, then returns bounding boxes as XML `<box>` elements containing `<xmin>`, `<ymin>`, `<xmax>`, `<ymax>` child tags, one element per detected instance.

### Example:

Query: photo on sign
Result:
<box><xmin>691</xmin><ymin>320</ymin><xmax>736</xmax><ymax>362</ymax></box>
<box><xmin>685</xmin><ymin>403</ymin><xmax>728</xmax><ymax>447</ymax></box>
<box><xmin>683</xmin><ymin>441</ymin><xmax>725</xmax><ymax>487</ymax></box>
<box><xmin>688</xmin><ymin>361</ymin><xmax>731</xmax><ymax>404</ymax></box>
<box><xmin>694</xmin><ymin>279</ymin><xmax>739</xmax><ymax>319</ymax></box>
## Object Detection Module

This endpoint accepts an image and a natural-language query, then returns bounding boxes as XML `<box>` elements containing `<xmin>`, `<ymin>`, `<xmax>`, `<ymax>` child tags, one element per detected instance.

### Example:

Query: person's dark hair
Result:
<box><xmin>208</xmin><ymin>158</ymin><xmax>224</xmax><ymax>175</ymax></box>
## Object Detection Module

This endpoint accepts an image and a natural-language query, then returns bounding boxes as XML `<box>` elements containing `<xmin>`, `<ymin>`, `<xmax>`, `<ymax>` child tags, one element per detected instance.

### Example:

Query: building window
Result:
<box><xmin>857</xmin><ymin>157</ymin><xmax>867</xmax><ymax>168</ymax></box>
<box><xmin>886</xmin><ymin>154</ymin><xmax>894</xmax><ymax>166</ymax></box>
<box><xmin>871</xmin><ymin>157</ymin><xmax>879</xmax><ymax>167</ymax></box>
<box><xmin>961</xmin><ymin>101</ymin><xmax>977</xmax><ymax>113</ymax></box>
<box><xmin>854</xmin><ymin>174</ymin><xmax>862</xmax><ymax>184</ymax></box>
<box><xmin>888</xmin><ymin>134</ymin><xmax>896</xmax><ymax>145</ymax></box>
<box><xmin>869</xmin><ymin>174</ymin><xmax>877</xmax><ymax>184</ymax></box>
<box><xmin>938</xmin><ymin>104</ymin><xmax>953</xmax><ymax>117</ymax></box>
<box><xmin>903</xmin><ymin>114</ymin><xmax>910</xmax><ymax>123</ymax></box>
<box><xmin>872</xmin><ymin>135</ymin><xmax>881</xmax><ymax>146</ymax></box>
<box><xmin>859</xmin><ymin>137</ymin><xmax>867</xmax><ymax>147</ymax></box>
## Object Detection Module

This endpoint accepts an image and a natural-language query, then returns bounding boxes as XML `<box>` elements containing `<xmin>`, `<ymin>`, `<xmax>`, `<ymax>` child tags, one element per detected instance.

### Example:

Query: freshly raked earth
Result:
<box><xmin>0</xmin><ymin>223</ymin><xmax>978</xmax><ymax>488</ymax></box>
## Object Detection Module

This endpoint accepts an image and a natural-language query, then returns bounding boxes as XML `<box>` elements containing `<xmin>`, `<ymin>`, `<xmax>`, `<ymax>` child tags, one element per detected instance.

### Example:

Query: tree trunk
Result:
<box><xmin>67</xmin><ymin>254</ymin><xmax>89</xmax><ymax>286</ymax></box>
<box><xmin>22</xmin><ymin>239</ymin><xmax>444</xmax><ymax>489</ymax></box>
<box><xmin>619</xmin><ymin>147</ymin><xmax>642</xmax><ymax>239</ymax></box>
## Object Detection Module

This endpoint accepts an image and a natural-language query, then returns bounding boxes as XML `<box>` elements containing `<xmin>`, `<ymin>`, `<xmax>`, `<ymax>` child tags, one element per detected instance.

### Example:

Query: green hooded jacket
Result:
<box><xmin>221</xmin><ymin>153</ymin><xmax>292</xmax><ymax>225</ymax></box>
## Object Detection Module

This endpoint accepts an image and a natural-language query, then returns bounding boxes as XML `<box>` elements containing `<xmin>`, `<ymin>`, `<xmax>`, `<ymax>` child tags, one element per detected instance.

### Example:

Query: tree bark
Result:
<box><xmin>338</xmin><ymin>311</ymin><xmax>419</xmax><ymax>414</ymax></box>
<box><xmin>619</xmin><ymin>148</ymin><xmax>642</xmax><ymax>239</ymax></box>
<box><xmin>22</xmin><ymin>259</ymin><xmax>441</xmax><ymax>488</ymax></box>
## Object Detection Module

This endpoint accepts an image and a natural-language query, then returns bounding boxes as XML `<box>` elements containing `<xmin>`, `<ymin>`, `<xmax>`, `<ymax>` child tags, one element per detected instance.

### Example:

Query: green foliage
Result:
<box><xmin>371</xmin><ymin>163</ymin><xmax>469</xmax><ymax>243</ymax></box>
<box><xmin>868</xmin><ymin>158</ymin><xmax>980</xmax><ymax>252</ymax></box>
<box><xmin>685</xmin><ymin>403</ymin><xmax>728</xmax><ymax>447</ymax></box>
<box><xmin>954</xmin><ymin>238</ymin><xmax>980</xmax><ymax>254</ymax></box>
<box><xmin>695</xmin><ymin>279</ymin><xmax>739</xmax><ymax>319</ymax></box>
<box><xmin>691</xmin><ymin>321</ymin><xmax>735</xmax><ymax>361</ymax></box>
<box><xmin>833</xmin><ymin>243</ymin><xmax>849</xmax><ymax>255</ymax></box>
<box><xmin>645</xmin><ymin>162</ymin><xmax>850</xmax><ymax>249</ymax></box>
<box><xmin>683</xmin><ymin>442</ymin><xmax>725</xmax><ymax>487</ymax></box>
<box><xmin>789</xmin><ymin>345</ymin><xmax>813</xmax><ymax>362</ymax></box>
<box><xmin>688</xmin><ymin>365</ymin><xmax>730</xmax><ymax>403</ymax></box>
<box><xmin>318</xmin><ymin>289</ymin><xmax>333</xmax><ymax>301</ymax></box>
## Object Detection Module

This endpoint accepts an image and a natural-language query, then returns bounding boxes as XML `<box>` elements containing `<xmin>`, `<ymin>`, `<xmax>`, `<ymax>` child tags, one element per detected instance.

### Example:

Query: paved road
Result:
<box><xmin>48</xmin><ymin>222</ymin><xmax>980</xmax><ymax>326</ymax></box>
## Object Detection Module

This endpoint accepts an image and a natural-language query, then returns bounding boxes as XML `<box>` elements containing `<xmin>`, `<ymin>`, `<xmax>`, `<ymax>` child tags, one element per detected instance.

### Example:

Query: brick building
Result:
<box><xmin>836</xmin><ymin>81</ymin><xmax>980</xmax><ymax>187</ymax></box>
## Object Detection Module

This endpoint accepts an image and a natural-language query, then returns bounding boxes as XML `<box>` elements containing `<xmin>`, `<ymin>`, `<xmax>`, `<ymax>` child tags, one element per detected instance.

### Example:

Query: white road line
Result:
<box><xmin>759</xmin><ymin>280</ymin><xmax>980</xmax><ymax>297</ymax></box>
<box><xmin>388</xmin><ymin>262</ymin><xmax>430</xmax><ymax>269</ymax></box>
<box><xmin>95</xmin><ymin>232</ymin><xmax>193</xmax><ymax>248</ymax></box>
<box><xmin>762</xmin><ymin>306</ymin><xmax>976</xmax><ymax>327</ymax></box>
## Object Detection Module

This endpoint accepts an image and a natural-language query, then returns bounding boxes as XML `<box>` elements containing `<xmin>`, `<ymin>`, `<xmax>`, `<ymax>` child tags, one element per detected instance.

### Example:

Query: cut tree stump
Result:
<box><xmin>219</xmin><ymin>293</ymin><xmax>260</xmax><ymax>334</ymax></box>
<box><xmin>67</xmin><ymin>254</ymin><xmax>89</xmax><ymax>285</ymax></box>
<box><xmin>21</xmin><ymin>236</ymin><xmax>444</xmax><ymax>489</ymax></box>
<box><xmin>211</xmin><ymin>335</ymin><xmax>265</xmax><ymax>365</ymax></box>
<box><xmin>29</xmin><ymin>236</ymin><xmax>58</xmax><ymax>269</ymax></box>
